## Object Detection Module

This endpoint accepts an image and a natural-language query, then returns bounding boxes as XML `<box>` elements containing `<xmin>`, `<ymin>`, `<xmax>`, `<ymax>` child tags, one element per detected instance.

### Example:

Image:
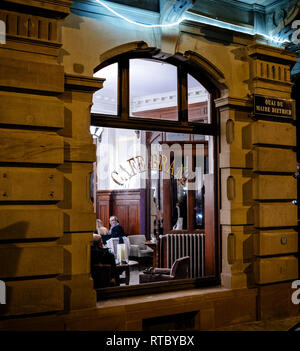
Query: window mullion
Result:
<box><xmin>119</xmin><ymin>59</ymin><xmax>129</xmax><ymax>120</ymax></box>
<box><xmin>178</xmin><ymin>66</ymin><xmax>188</xmax><ymax>123</ymax></box>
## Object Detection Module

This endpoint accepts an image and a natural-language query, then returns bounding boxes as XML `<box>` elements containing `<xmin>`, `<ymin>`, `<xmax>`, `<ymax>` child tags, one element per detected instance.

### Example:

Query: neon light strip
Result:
<box><xmin>259</xmin><ymin>33</ymin><xmax>290</xmax><ymax>44</ymax></box>
<box><xmin>184</xmin><ymin>11</ymin><xmax>253</xmax><ymax>35</ymax></box>
<box><xmin>95</xmin><ymin>0</ymin><xmax>184</xmax><ymax>28</ymax></box>
<box><xmin>95</xmin><ymin>0</ymin><xmax>290</xmax><ymax>44</ymax></box>
<box><xmin>185</xmin><ymin>12</ymin><xmax>290</xmax><ymax>44</ymax></box>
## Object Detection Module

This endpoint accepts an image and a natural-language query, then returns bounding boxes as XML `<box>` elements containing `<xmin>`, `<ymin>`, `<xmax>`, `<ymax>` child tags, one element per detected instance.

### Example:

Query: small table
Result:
<box><xmin>116</xmin><ymin>260</ymin><xmax>138</xmax><ymax>285</ymax></box>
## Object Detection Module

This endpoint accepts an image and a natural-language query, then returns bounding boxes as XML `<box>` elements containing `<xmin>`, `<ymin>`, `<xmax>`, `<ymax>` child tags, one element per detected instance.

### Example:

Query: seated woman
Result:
<box><xmin>109</xmin><ymin>216</ymin><xmax>126</xmax><ymax>244</ymax></box>
<box><xmin>96</xmin><ymin>219</ymin><xmax>109</xmax><ymax>234</ymax></box>
<box><xmin>90</xmin><ymin>233</ymin><xmax>119</xmax><ymax>287</ymax></box>
<box><xmin>94</xmin><ymin>219</ymin><xmax>111</xmax><ymax>245</ymax></box>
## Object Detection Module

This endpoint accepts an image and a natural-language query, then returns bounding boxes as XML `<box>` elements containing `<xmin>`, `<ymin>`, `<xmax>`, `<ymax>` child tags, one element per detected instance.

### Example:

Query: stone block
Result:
<box><xmin>258</xmin><ymin>282</ymin><xmax>300</xmax><ymax>320</ymax></box>
<box><xmin>253</xmin><ymin>174</ymin><xmax>296</xmax><ymax>200</ymax></box>
<box><xmin>0</xmin><ymin>129</ymin><xmax>64</xmax><ymax>164</ymax></box>
<box><xmin>0</xmin><ymin>278</ymin><xmax>64</xmax><ymax>316</ymax></box>
<box><xmin>64</xmin><ymin>306</ymin><xmax>125</xmax><ymax>331</ymax></box>
<box><xmin>58</xmin><ymin>273</ymin><xmax>96</xmax><ymax>311</ymax></box>
<box><xmin>254</xmin><ymin>229</ymin><xmax>298</xmax><ymax>256</ymax></box>
<box><xmin>214</xmin><ymin>289</ymin><xmax>257</xmax><ymax>328</ymax></box>
<box><xmin>58</xmin><ymin>232</ymin><xmax>93</xmax><ymax>275</ymax></box>
<box><xmin>63</xmin><ymin>211</ymin><xmax>96</xmax><ymax>233</ymax></box>
<box><xmin>220</xmin><ymin>207</ymin><xmax>253</xmax><ymax>226</ymax></box>
<box><xmin>60</xmin><ymin>91</ymin><xmax>96</xmax><ymax>143</ymax></box>
<box><xmin>0</xmin><ymin>57</ymin><xmax>64</xmax><ymax>92</ymax></box>
<box><xmin>0</xmin><ymin>243</ymin><xmax>63</xmax><ymax>278</ymax></box>
<box><xmin>63</xmin><ymin>139</ymin><xmax>96</xmax><ymax>163</ymax></box>
<box><xmin>221</xmin><ymin>225</ymin><xmax>254</xmax><ymax>289</ymax></box>
<box><xmin>254</xmin><ymin>256</ymin><xmax>298</xmax><ymax>284</ymax></box>
<box><xmin>0</xmin><ymin>92</ymin><xmax>64</xmax><ymax>128</ymax></box>
<box><xmin>57</xmin><ymin>162</ymin><xmax>94</xmax><ymax>212</ymax></box>
<box><xmin>0</xmin><ymin>313</ymin><xmax>65</xmax><ymax>331</ymax></box>
<box><xmin>221</xmin><ymin>168</ymin><xmax>252</xmax><ymax>208</ymax></box>
<box><xmin>220</xmin><ymin>110</ymin><xmax>252</xmax><ymax>168</ymax></box>
<box><xmin>253</xmin><ymin>202</ymin><xmax>297</xmax><ymax>228</ymax></box>
<box><xmin>0</xmin><ymin>168</ymin><xmax>63</xmax><ymax>202</ymax></box>
<box><xmin>252</xmin><ymin>147</ymin><xmax>296</xmax><ymax>173</ymax></box>
<box><xmin>0</xmin><ymin>207</ymin><xmax>63</xmax><ymax>240</ymax></box>
<box><xmin>250</xmin><ymin>120</ymin><xmax>296</xmax><ymax>147</ymax></box>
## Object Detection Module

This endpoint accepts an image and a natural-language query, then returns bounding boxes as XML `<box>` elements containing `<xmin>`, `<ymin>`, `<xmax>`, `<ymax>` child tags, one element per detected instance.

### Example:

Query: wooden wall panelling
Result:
<box><xmin>96</xmin><ymin>190</ymin><xmax>112</xmax><ymax>229</ymax></box>
<box><xmin>111</xmin><ymin>190</ymin><xmax>141</xmax><ymax>235</ymax></box>
<box><xmin>140</xmin><ymin>188</ymin><xmax>147</xmax><ymax>235</ymax></box>
<box><xmin>96</xmin><ymin>189</ymin><xmax>142</xmax><ymax>235</ymax></box>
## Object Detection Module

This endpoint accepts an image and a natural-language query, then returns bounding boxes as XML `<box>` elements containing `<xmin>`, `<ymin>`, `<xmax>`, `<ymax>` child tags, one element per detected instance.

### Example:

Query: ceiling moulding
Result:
<box><xmin>190</xmin><ymin>0</ymin><xmax>255</xmax><ymax>26</ymax></box>
<box><xmin>193</xmin><ymin>0</ymin><xmax>254</xmax><ymax>12</ymax></box>
<box><xmin>265</xmin><ymin>0</ymin><xmax>298</xmax><ymax>13</ymax></box>
<box><xmin>0</xmin><ymin>0</ymin><xmax>73</xmax><ymax>18</ymax></box>
<box><xmin>185</xmin><ymin>9</ymin><xmax>254</xmax><ymax>32</ymax></box>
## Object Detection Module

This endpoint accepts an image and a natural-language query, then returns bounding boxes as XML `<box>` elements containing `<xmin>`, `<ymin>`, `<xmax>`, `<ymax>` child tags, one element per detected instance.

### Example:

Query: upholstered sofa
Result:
<box><xmin>127</xmin><ymin>235</ymin><xmax>153</xmax><ymax>258</ymax></box>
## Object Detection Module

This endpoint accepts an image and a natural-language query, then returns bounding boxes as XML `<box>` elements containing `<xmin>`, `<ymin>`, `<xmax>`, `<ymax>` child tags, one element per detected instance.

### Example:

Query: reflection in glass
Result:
<box><xmin>130</xmin><ymin>59</ymin><xmax>178</xmax><ymax>120</ymax></box>
<box><xmin>171</xmin><ymin>173</ymin><xmax>188</xmax><ymax>230</ymax></box>
<box><xmin>92</xmin><ymin>63</ymin><xmax>118</xmax><ymax>115</ymax></box>
<box><xmin>93</xmin><ymin>128</ymin><xmax>215</xmax><ymax>287</ymax></box>
<box><xmin>188</xmin><ymin>74</ymin><xmax>210</xmax><ymax>123</ymax></box>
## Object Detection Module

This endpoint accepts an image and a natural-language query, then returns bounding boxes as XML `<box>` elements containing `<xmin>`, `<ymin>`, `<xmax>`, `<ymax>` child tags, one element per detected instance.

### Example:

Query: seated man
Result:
<box><xmin>109</xmin><ymin>216</ymin><xmax>127</xmax><ymax>244</ymax></box>
<box><xmin>91</xmin><ymin>234</ymin><xmax>119</xmax><ymax>288</ymax></box>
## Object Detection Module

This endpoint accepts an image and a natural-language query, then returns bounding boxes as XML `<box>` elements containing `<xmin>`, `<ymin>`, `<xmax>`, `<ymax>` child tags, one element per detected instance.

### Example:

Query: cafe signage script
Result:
<box><xmin>254</xmin><ymin>95</ymin><xmax>294</xmax><ymax>119</ymax></box>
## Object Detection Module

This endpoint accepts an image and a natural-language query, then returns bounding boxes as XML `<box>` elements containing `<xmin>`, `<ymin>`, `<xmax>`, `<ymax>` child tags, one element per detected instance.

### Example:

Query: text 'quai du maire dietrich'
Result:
<box><xmin>254</xmin><ymin>96</ymin><xmax>293</xmax><ymax>118</ymax></box>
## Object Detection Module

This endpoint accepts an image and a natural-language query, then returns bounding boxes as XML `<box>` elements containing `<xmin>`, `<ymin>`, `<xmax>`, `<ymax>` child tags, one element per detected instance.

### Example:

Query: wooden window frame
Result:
<box><xmin>91</xmin><ymin>53</ymin><xmax>221</xmax><ymax>300</ymax></box>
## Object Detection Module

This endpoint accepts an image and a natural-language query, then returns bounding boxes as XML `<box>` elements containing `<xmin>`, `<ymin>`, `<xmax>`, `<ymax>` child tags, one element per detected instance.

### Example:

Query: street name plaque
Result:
<box><xmin>254</xmin><ymin>95</ymin><xmax>294</xmax><ymax>120</ymax></box>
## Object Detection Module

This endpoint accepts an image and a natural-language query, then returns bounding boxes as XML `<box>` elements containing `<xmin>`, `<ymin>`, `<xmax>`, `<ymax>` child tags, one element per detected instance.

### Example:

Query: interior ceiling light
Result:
<box><xmin>95</xmin><ymin>0</ymin><xmax>290</xmax><ymax>45</ymax></box>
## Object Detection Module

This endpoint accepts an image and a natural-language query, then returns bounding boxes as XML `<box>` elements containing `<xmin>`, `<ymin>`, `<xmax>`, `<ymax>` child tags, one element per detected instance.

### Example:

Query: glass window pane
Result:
<box><xmin>188</xmin><ymin>74</ymin><xmax>210</xmax><ymax>123</ymax></box>
<box><xmin>130</xmin><ymin>59</ymin><xmax>178</xmax><ymax>121</ymax></box>
<box><xmin>92</xmin><ymin>63</ymin><xmax>118</xmax><ymax>115</ymax></box>
<box><xmin>165</xmin><ymin>132</ymin><xmax>190</xmax><ymax>142</ymax></box>
<box><xmin>92</xmin><ymin>127</ymin><xmax>215</xmax><ymax>287</ymax></box>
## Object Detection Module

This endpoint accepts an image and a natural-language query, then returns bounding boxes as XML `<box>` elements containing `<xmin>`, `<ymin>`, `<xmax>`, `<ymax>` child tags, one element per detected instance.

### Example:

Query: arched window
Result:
<box><xmin>91</xmin><ymin>53</ymin><xmax>220</xmax><ymax>298</ymax></box>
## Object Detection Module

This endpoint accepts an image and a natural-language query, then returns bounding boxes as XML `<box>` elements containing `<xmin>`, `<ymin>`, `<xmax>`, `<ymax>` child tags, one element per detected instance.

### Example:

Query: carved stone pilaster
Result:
<box><xmin>0</xmin><ymin>0</ymin><xmax>73</xmax><ymax>62</ymax></box>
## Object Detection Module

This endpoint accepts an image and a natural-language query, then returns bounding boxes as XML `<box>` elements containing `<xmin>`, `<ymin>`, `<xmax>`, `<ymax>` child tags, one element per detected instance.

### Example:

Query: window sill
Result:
<box><xmin>97</xmin><ymin>285</ymin><xmax>228</xmax><ymax>309</ymax></box>
<box><xmin>96</xmin><ymin>276</ymin><xmax>220</xmax><ymax>300</ymax></box>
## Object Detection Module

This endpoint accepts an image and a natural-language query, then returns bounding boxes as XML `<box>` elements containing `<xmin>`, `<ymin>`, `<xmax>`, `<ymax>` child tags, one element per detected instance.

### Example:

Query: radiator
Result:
<box><xmin>160</xmin><ymin>234</ymin><xmax>205</xmax><ymax>278</ymax></box>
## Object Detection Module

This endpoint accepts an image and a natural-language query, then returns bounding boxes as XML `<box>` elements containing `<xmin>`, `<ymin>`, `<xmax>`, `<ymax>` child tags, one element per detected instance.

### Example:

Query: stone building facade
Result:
<box><xmin>0</xmin><ymin>0</ymin><xmax>299</xmax><ymax>330</ymax></box>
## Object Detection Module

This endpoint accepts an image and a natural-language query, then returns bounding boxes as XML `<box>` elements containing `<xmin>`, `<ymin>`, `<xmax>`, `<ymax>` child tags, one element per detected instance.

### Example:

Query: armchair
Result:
<box><xmin>128</xmin><ymin>235</ymin><xmax>153</xmax><ymax>258</ymax></box>
<box><xmin>139</xmin><ymin>256</ymin><xmax>190</xmax><ymax>283</ymax></box>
